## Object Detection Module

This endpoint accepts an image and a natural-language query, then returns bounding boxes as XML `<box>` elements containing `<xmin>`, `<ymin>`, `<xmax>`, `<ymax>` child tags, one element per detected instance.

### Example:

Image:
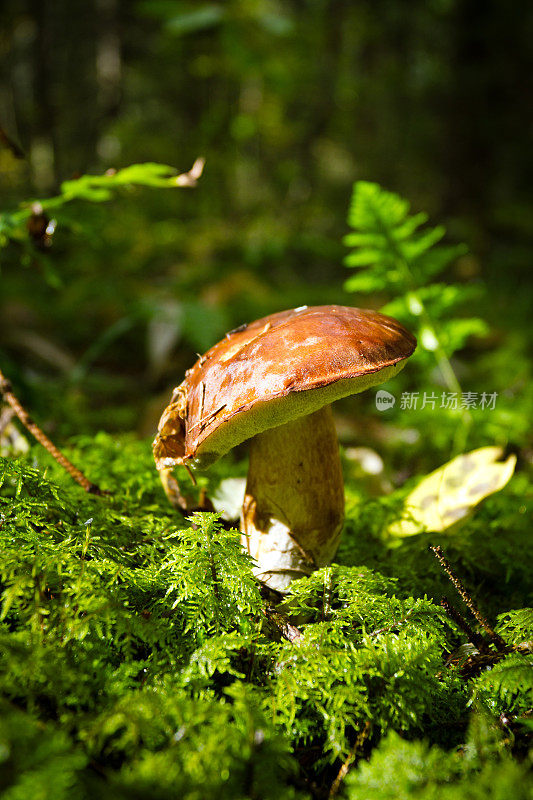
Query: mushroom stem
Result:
<box><xmin>240</xmin><ymin>405</ymin><xmax>344</xmax><ymax>592</ymax></box>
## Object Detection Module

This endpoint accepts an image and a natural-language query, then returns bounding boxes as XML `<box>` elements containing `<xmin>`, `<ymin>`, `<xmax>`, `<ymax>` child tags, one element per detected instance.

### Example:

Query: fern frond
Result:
<box><xmin>343</xmin><ymin>181</ymin><xmax>482</xmax><ymax>414</ymax></box>
<box><xmin>344</xmin><ymin>182</ymin><xmax>448</xmax><ymax>282</ymax></box>
<box><xmin>485</xmin><ymin>656</ymin><xmax>533</xmax><ymax>698</ymax></box>
<box><xmin>473</xmin><ymin>652</ymin><xmax>533</xmax><ymax>717</ymax></box>
<box><xmin>496</xmin><ymin>608</ymin><xmax>533</xmax><ymax>645</ymax></box>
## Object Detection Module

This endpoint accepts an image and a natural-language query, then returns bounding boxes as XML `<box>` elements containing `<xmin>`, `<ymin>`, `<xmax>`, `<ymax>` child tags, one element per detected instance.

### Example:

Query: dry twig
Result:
<box><xmin>0</xmin><ymin>369</ymin><xmax>104</xmax><ymax>494</ymax></box>
<box><xmin>328</xmin><ymin>720</ymin><xmax>372</xmax><ymax>799</ymax></box>
<box><xmin>430</xmin><ymin>545</ymin><xmax>507</xmax><ymax>651</ymax></box>
<box><xmin>440</xmin><ymin>596</ymin><xmax>488</xmax><ymax>651</ymax></box>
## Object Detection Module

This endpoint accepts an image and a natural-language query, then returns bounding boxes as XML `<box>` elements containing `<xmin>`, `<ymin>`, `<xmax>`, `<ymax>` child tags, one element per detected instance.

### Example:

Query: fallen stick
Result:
<box><xmin>0</xmin><ymin>368</ymin><xmax>104</xmax><ymax>495</ymax></box>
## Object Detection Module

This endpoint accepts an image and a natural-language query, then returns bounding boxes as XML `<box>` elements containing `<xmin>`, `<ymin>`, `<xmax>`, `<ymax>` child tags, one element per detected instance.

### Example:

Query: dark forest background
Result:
<box><xmin>1</xmin><ymin>0</ymin><xmax>532</xmax><ymax>440</ymax></box>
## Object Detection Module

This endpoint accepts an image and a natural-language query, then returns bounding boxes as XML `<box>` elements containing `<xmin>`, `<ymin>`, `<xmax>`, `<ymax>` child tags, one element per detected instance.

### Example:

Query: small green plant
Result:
<box><xmin>0</xmin><ymin>160</ymin><xmax>203</xmax><ymax>288</ymax></box>
<box><xmin>344</xmin><ymin>181</ymin><xmax>488</xmax><ymax>382</ymax></box>
<box><xmin>0</xmin><ymin>160</ymin><xmax>203</xmax><ymax>248</ymax></box>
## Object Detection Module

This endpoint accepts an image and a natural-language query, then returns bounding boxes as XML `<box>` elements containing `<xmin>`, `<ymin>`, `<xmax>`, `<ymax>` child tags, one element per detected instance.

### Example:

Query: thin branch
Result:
<box><xmin>440</xmin><ymin>596</ymin><xmax>488</xmax><ymax>652</ymax></box>
<box><xmin>328</xmin><ymin>720</ymin><xmax>372</xmax><ymax>799</ymax></box>
<box><xmin>430</xmin><ymin>546</ymin><xmax>507</xmax><ymax>652</ymax></box>
<box><xmin>0</xmin><ymin>369</ymin><xmax>104</xmax><ymax>495</ymax></box>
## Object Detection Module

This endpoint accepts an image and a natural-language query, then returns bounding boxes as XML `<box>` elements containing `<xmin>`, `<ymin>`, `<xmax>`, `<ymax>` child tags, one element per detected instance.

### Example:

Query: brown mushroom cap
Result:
<box><xmin>154</xmin><ymin>305</ymin><xmax>416</xmax><ymax>469</ymax></box>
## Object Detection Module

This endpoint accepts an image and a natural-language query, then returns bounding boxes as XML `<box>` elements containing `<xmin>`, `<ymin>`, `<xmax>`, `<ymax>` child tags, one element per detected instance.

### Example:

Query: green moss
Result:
<box><xmin>0</xmin><ymin>437</ymin><xmax>531</xmax><ymax>798</ymax></box>
<box><xmin>344</xmin><ymin>726</ymin><xmax>533</xmax><ymax>800</ymax></box>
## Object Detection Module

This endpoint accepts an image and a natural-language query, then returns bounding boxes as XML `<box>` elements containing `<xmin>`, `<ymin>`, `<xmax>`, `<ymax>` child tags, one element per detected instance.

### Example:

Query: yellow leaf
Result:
<box><xmin>387</xmin><ymin>446</ymin><xmax>516</xmax><ymax>537</ymax></box>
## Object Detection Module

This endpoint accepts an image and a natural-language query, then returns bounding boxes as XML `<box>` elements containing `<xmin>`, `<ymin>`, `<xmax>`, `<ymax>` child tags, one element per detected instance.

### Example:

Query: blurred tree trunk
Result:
<box><xmin>29</xmin><ymin>0</ymin><xmax>57</xmax><ymax>191</ymax></box>
<box><xmin>443</xmin><ymin>0</ymin><xmax>492</xmax><ymax>226</ymax></box>
<box><xmin>4</xmin><ymin>0</ymin><xmax>121</xmax><ymax>191</ymax></box>
<box><xmin>443</xmin><ymin>0</ymin><xmax>533</xmax><ymax>253</ymax></box>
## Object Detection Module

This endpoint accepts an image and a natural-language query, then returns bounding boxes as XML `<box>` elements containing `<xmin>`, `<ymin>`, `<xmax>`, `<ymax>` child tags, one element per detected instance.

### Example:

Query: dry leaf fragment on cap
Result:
<box><xmin>154</xmin><ymin>305</ymin><xmax>416</xmax><ymax>591</ymax></box>
<box><xmin>175</xmin><ymin>157</ymin><xmax>205</xmax><ymax>187</ymax></box>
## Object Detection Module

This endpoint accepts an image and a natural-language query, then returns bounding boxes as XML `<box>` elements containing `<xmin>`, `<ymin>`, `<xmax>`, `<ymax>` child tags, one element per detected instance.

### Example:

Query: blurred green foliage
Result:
<box><xmin>344</xmin><ymin>722</ymin><xmax>533</xmax><ymax>800</ymax></box>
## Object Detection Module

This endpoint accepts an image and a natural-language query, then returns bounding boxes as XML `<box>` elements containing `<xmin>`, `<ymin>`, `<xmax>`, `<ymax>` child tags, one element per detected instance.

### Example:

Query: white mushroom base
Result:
<box><xmin>240</xmin><ymin>405</ymin><xmax>344</xmax><ymax>593</ymax></box>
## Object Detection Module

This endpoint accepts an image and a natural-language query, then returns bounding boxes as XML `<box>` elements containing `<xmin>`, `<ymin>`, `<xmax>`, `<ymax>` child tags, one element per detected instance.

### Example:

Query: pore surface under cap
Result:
<box><xmin>154</xmin><ymin>305</ymin><xmax>416</xmax><ymax>468</ymax></box>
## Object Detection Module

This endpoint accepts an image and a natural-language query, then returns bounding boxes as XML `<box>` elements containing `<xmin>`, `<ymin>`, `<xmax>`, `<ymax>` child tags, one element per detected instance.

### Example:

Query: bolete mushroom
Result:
<box><xmin>153</xmin><ymin>305</ymin><xmax>416</xmax><ymax>592</ymax></box>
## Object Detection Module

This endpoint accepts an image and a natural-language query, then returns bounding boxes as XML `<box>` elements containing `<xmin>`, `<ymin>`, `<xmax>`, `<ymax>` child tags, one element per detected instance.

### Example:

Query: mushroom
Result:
<box><xmin>153</xmin><ymin>305</ymin><xmax>416</xmax><ymax>592</ymax></box>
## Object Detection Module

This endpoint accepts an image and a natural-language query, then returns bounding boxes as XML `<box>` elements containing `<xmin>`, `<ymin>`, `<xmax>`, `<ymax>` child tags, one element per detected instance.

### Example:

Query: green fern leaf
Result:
<box><xmin>344</xmin><ymin>182</ymin><xmax>459</xmax><ymax>291</ymax></box>
<box><xmin>343</xmin><ymin>180</ymin><xmax>488</xmax><ymax>386</ymax></box>
<box><xmin>496</xmin><ymin>608</ymin><xmax>533</xmax><ymax>645</ymax></box>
